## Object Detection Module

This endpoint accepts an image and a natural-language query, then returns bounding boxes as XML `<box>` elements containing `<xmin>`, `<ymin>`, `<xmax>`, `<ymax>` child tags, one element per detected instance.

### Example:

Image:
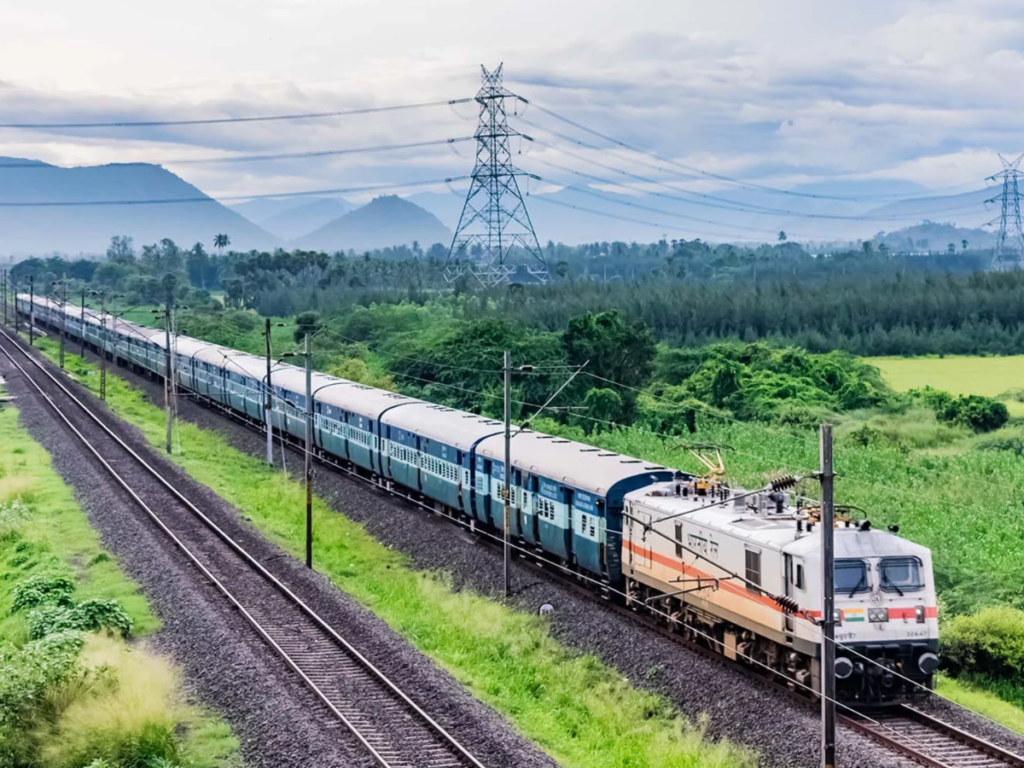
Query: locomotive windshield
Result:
<box><xmin>879</xmin><ymin>557</ymin><xmax>924</xmax><ymax>594</ymax></box>
<box><xmin>835</xmin><ymin>559</ymin><xmax>870</xmax><ymax>596</ymax></box>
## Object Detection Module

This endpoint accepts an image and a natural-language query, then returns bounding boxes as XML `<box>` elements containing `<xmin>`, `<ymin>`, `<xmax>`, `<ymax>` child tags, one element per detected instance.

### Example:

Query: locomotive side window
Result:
<box><xmin>879</xmin><ymin>557</ymin><xmax>924</xmax><ymax>593</ymax></box>
<box><xmin>835</xmin><ymin>559</ymin><xmax>870</xmax><ymax>595</ymax></box>
<box><xmin>795</xmin><ymin>564</ymin><xmax>805</xmax><ymax>590</ymax></box>
<box><xmin>744</xmin><ymin>548</ymin><xmax>761</xmax><ymax>593</ymax></box>
<box><xmin>674</xmin><ymin>523</ymin><xmax>683</xmax><ymax>558</ymax></box>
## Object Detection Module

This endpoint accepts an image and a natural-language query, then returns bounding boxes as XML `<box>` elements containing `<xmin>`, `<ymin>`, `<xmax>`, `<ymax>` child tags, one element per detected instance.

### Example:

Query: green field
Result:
<box><xmin>867</xmin><ymin>355</ymin><xmax>1024</xmax><ymax>416</ymax></box>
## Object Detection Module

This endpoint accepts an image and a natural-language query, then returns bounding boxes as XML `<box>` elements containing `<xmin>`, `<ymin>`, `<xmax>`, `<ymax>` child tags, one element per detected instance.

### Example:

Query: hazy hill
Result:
<box><xmin>263</xmin><ymin>198</ymin><xmax>351</xmax><ymax>241</ymax></box>
<box><xmin>0</xmin><ymin>157</ymin><xmax>278</xmax><ymax>256</ymax></box>
<box><xmin>295</xmin><ymin>195</ymin><xmax>452</xmax><ymax>251</ymax></box>
<box><xmin>861</xmin><ymin>187</ymin><xmax>997</xmax><ymax>229</ymax></box>
<box><xmin>230</xmin><ymin>196</ymin><xmax>352</xmax><ymax>229</ymax></box>
<box><xmin>872</xmin><ymin>222</ymin><xmax>996</xmax><ymax>252</ymax></box>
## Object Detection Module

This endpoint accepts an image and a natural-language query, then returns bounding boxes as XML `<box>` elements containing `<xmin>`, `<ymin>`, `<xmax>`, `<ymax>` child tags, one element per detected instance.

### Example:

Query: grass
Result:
<box><xmin>29</xmin><ymin>342</ymin><xmax>757</xmax><ymax>767</ymax></box>
<box><xmin>936</xmin><ymin>676</ymin><xmax>1024</xmax><ymax>736</ymax></box>
<box><xmin>867</xmin><ymin>355</ymin><xmax>1024</xmax><ymax>417</ymax></box>
<box><xmin>0</xmin><ymin>378</ymin><xmax>241</xmax><ymax>767</ymax></box>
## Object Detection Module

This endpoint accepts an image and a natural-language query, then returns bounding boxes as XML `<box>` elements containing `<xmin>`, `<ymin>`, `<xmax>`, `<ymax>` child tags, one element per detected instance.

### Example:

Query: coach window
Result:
<box><xmin>744</xmin><ymin>548</ymin><xmax>761</xmax><ymax>593</ymax></box>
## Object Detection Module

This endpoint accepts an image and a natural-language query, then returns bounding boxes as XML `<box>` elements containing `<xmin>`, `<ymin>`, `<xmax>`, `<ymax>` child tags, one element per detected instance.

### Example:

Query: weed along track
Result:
<box><xmin>0</xmin><ymin>328</ymin><xmax>488</xmax><ymax>768</ymax></box>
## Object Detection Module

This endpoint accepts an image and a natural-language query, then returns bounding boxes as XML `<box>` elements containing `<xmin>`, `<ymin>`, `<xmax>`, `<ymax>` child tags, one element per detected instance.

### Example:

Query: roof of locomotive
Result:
<box><xmin>626</xmin><ymin>480</ymin><xmax>931</xmax><ymax>560</ymax></box>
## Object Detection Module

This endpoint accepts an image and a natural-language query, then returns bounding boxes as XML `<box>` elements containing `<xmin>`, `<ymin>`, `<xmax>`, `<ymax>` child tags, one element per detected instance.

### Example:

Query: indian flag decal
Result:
<box><xmin>844</xmin><ymin>608</ymin><xmax>866</xmax><ymax>623</ymax></box>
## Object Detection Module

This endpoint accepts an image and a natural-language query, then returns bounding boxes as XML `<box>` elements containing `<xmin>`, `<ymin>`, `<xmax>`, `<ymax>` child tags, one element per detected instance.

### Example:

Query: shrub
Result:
<box><xmin>27</xmin><ymin>599</ymin><xmax>133</xmax><ymax>640</ymax></box>
<box><xmin>913</xmin><ymin>388</ymin><xmax>1010</xmax><ymax>432</ymax></box>
<box><xmin>40</xmin><ymin>636</ymin><xmax>186</xmax><ymax>768</ymax></box>
<box><xmin>11</xmin><ymin>573</ymin><xmax>76</xmax><ymax>613</ymax></box>
<box><xmin>942</xmin><ymin>606</ymin><xmax>1024</xmax><ymax>687</ymax></box>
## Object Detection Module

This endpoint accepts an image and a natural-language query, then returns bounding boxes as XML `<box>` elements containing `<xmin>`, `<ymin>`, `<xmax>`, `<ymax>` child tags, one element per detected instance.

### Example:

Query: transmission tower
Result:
<box><xmin>985</xmin><ymin>152</ymin><xmax>1024</xmax><ymax>269</ymax></box>
<box><xmin>445</xmin><ymin>64</ymin><xmax>548</xmax><ymax>286</ymax></box>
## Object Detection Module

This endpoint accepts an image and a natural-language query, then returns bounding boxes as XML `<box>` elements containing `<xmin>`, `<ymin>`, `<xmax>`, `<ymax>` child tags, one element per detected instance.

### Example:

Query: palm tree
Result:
<box><xmin>962</xmin><ymin>239</ymin><xmax>969</xmax><ymax>251</ymax></box>
<box><xmin>213</xmin><ymin>233</ymin><xmax>231</xmax><ymax>255</ymax></box>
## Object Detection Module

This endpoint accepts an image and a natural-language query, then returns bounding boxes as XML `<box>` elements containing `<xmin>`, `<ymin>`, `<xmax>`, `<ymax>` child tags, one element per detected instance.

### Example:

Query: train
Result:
<box><xmin>15</xmin><ymin>294</ymin><xmax>939</xmax><ymax>704</ymax></box>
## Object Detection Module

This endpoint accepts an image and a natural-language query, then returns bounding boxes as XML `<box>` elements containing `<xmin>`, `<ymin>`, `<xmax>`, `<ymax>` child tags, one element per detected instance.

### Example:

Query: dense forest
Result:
<box><xmin>6</xmin><ymin>234</ymin><xmax>1023</xmax><ymax>356</ymax></box>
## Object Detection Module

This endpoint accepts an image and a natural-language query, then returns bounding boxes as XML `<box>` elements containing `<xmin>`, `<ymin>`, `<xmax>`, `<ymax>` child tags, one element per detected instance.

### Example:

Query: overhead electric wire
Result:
<box><xmin>0</xmin><ymin>97</ymin><xmax>476</xmax><ymax>129</ymax></box>
<box><xmin>0</xmin><ymin>137</ymin><xmax>475</xmax><ymax>169</ymax></box>
<box><xmin>526</xmin><ymin>142</ymin><xmax>988</xmax><ymax>223</ymax></box>
<box><xmin>0</xmin><ymin>175</ymin><xmax>471</xmax><ymax>207</ymax></box>
<box><xmin>513</xmin><ymin>95</ymin><xmax>988</xmax><ymax>204</ymax></box>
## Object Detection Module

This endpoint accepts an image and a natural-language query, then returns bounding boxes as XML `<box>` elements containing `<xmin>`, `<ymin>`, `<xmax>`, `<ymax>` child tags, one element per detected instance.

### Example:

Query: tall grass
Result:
<box><xmin>38</xmin><ymin>636</ymin><xmax>185</xmax><ymax>768</ymax></box>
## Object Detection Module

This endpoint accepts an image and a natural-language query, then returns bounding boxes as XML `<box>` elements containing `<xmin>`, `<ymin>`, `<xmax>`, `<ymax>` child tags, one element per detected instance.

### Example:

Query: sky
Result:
<box><xmin>0</xmin><ymin>0</ymin><xmax>1022</xmax><ymax>207</ymax></box>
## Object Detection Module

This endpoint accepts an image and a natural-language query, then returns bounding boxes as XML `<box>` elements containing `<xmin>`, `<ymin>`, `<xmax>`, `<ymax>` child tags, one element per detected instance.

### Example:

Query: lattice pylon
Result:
<box><xmin>985</xmin><ymin>152</ymin><xmax>1024</xmax><ymax>270</ymax></box>
<box><xmin>444</xmin><ymin>64</ymin><xmax>548</xmax><ymax>286</ymax></box>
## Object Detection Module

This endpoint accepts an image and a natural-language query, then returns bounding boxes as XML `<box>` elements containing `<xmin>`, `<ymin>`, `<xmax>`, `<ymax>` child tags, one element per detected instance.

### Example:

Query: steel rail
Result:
<box><xmin>841</xmin><ymin>705</ymin><xmax>1024</xmax><ymax>768</ymax></box>
<box><xmin>0</xmin><ymin>328</ymin><xmax>486</xmax><ymax>768</ymax></box>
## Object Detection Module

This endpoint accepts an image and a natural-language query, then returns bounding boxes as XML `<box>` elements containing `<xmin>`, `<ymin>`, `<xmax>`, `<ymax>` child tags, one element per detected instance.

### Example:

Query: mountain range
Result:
<box><xmin>0</xmin><ymin>157</ymin><xmax>277</xmax><ymax>256</ymax></box>
<box><xmin>0</xmin><ymin>155</ymin><xmax>1003</xmax><ymax>255</ymax></box>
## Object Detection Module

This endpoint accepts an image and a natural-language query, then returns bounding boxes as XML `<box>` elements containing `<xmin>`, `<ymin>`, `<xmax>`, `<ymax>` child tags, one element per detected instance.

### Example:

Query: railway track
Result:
<box><xmin>0</xmin><ymin>328</ymin><xmax>487</xmax><ymax>768</ymax></box>
<box><xmin>842</xmin><ymin>705</ymin><xmax>1024</xmax><ymax>768</ymax></box>
<box><xmin>13</xmin><ymin>318</ymin><xmax>1024</xmax><ymax>768</ymax></box>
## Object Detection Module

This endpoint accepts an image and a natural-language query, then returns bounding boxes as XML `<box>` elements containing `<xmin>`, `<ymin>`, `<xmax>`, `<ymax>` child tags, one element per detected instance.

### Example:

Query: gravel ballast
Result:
<box><xmin>0</xmin><ymin>340</ymin><xmax>557</xmax><ymax>768</ymax></box>
<box><xmin>70</xmin><ymin>347</ymin><xmax>1020</xmax><ymax>768</ymax></box>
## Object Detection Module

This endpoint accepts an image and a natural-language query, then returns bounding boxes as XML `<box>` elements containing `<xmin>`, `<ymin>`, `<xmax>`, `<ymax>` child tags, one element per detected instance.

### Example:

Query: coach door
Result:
<box><xmin>784</xmin><ymin>553</ymin><xmax>806</xmax><ymax>635</ymax></box>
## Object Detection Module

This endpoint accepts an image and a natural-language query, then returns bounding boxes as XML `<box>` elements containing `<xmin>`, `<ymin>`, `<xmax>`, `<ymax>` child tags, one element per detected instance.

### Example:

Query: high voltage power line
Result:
<box><xmin>0</xmin><ymin>176</ymin><xmax>470</xmax><ymax>207</ymax></box>
<box><xmin>0</xmin><ymin>98</ymin><xmax>475</xmax><ymax>129</ymax></box>
<box><xmin>0</xmin><ymin>137</ymin><xmax>475</xmax><ymax>168</ymax></box>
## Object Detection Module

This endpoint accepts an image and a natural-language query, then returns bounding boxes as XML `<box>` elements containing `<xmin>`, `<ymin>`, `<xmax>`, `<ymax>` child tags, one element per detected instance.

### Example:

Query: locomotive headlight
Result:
<box><xmin>868</xmin><ymin>607</ymin><xmax>889</xmax><ymax>623</ymax></box>
<box><xmin>918</xmin><ymin>653</ymin><xmax>939</xmax><ymax>675</ymax></box>
<box><xmin>915</xmin><ymin>605</ymin><xmax>926</xmax><ymax>624</ymax></box>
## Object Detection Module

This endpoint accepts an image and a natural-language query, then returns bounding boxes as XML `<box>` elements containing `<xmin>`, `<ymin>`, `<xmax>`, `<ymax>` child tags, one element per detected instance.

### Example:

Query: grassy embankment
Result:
<box><xmin>867</xmin><ymin>354</ymin><xmax>1024</xmax><ymax>417</ymax></box>
<box><xmin>0</xmin><ymin>382</ymin><xmax>241</xmax><ymax>766</ymax></box>
<box><xmin>30</xmin><ymin>337</ymin><xmax>756</xmax><ymax>768</ymax></box>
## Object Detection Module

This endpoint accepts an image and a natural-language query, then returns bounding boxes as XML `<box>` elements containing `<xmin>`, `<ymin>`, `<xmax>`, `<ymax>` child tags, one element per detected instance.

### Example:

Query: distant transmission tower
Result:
<box><xmin>445</xmin><ymin>64</ymin><xmax>548</xmax><ymax>286</ymax></box>
<box><xmin>986</xmin><ymin>152</ymin><xmax>1024</xmax><ymax>269</ymax></box>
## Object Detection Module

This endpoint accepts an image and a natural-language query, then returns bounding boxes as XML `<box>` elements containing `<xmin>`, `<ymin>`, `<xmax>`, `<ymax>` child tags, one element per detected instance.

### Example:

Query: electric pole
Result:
<box><xmin>986</xmin><ymin>152</ymin><xmax>1024</xmax><ymax>269</ymax></box>
<box><xmin>445</xmin><ymin>64</ymin><xmax>548</xmax><ymax>286</ymax></box>
<box><xmin>819</xmin><ymin>424</ymin><xmax>836</xmax><ymax>768</ymax></box>
<box><xmin>51</xmin><ymin>277</ymin><xmax>68</xmax><ymax>369</ymax></box>
<box><xmin>503</xmin><ymin>349</ymin><xmax>512</xmax><ymax>597</ymax></box>
<box><xmin>304</xmin><ymin>332</ymin><xmax>313</xmax><ymax>569</ymax></box>
<box><xmin>79</xmin><ymin>287</ymin><xmax>87</xmax><ymax>358</ymax></box>
<box><xmin>265</xmin><ymin>319</ymin><xmax>276</xmax><ymax>465</ymax></box>
<box><xmin>90</xmin><ymin>291</ymin><xmax>110</xmax><ymax>401</ymax></box>
<box><xmin>1</xmin><ymin>269</ymin><xmax>7</xmax><ymax>326</ymax></box>
<box><xmin>28</xmin><ymin>276</ymin><xmax>34</xmax><ymax>346</ymax></box>
<box><xmin>163</xmin><ymin>297</ymin><xmax>174</xmax><ymax>454</ymax></box>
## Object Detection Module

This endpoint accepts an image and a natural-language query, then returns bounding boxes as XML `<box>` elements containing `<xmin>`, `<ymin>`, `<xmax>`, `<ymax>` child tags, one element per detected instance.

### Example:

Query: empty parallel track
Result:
<box><xmin>0</xmin><ymin>328</ymin><xmax>486</xmax><ymax>768</ymax></box>
<box><xmin>842</xmin><ymin>705</ymin><xmax>1024</xmax><ymax>768</ymax></box>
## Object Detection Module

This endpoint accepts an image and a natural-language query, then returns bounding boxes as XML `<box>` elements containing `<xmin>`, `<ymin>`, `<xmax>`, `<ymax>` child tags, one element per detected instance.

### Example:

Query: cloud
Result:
<box><xmin>0</xmin><ymin>0</ymin><xmax>1020</xmax><ymax>223</ymax></box>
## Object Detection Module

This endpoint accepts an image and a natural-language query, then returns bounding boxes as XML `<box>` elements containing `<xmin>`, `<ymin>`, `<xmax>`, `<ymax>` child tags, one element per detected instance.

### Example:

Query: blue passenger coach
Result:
<box><xmin>18</xmin><ymin>296</ymin><xmax>674</xmax><ymax>587</ymax></box>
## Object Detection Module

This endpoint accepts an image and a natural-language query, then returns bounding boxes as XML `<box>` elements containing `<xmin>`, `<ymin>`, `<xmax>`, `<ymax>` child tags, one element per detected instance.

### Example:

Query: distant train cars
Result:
<box><xmin>17</xmin><ymin>294</ymin><xmax>940</xmax><ymax>703</ymax></box>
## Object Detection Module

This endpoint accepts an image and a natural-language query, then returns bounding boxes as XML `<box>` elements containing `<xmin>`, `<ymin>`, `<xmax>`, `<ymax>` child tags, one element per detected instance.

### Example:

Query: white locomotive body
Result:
<box><xmin>624</xmin><ymin>478</ymin><xmax>939</xmax><ymax>703</ymax></box>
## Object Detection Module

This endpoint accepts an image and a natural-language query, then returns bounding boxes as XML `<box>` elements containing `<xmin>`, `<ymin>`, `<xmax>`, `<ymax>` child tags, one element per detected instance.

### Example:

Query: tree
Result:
<box><xmin>294</xmin><ymin>311</ymin><xmax>322</xmax><ymax>344</ymax></box>
<box><xmin>187</xmin><ymin>242</ymin><xmax>210</xmax><ymax>289</ymax></box>
<box><xmin>962</xmin><ymin>239</ymin><xmax>969</xmax><ymax>251</ymax></box>
<box><xmin>562</xmin><ymin>310</ymin><xmax>657</xmax><ymax>422</ymax></box>
<box><xmin>106</xmin><ymin>235</ymin><xmax>136</xmax><ymax>266</ymax></box>
<box><xmin>214</xmin><ymin>234</ymin><xmax>231</xmax><ymax>255</ymax></box>
<box><xmin>778</xmin><ymin>231</ymin><xmax>787</xmax><ymax>242</ymax></box>
<box><xmin>947</xmin><ymin>243</ymin><xmax>956</xmax><ymax>254</ymax></box>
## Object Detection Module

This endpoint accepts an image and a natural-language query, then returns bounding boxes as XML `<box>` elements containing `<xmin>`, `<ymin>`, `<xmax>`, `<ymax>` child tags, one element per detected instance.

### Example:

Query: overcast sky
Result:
<box><xmin>0</xmin><ymin>0</ymin><xmax>1021</xmax><ymax>203</ymax></box>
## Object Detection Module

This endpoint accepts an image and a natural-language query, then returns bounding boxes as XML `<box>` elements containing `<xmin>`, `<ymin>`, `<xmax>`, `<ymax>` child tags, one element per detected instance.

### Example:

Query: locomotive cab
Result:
<box><xmin>783</xmin><ymin>526</ymin><xmax>939</xmax><ymax>703</ymax></box>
